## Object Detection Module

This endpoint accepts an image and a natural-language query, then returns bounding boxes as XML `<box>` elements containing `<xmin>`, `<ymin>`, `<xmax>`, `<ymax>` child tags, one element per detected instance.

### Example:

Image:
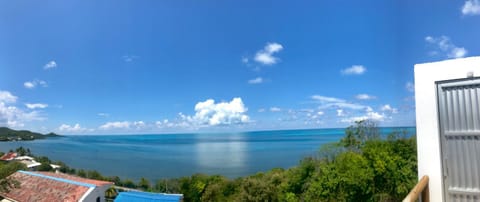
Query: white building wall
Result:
<box><xmin>414</xmin><ymin>56</ymin><xmax>480</xmax><ymax>202</ymax></box>
<box><xmin>81</xmin><ymin>185</ymin><xmax>111</xmax><ymax>202</ymax></box>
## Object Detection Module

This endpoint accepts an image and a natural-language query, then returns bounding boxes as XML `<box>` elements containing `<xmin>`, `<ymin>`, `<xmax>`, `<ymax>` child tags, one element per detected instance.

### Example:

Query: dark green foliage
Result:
<box><xmin>0</xmin><ymin>162</ymin><xmax>27</xmax><ymax>192</ymax></box>
<box><xmin>36</xmin><ymin>163</ymin><xmax>53</xmax><ymax>171</ymax></box>
<box><xmin>138</xmin><ymin>177</ymin><xmax>151</xmax><ymax>191</ymax></box>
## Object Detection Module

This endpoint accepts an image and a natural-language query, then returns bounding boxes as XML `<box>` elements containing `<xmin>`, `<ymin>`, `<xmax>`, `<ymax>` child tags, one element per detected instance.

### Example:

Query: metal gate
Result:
<box><xmin>437</xmin><ymin>77</ymin><xmax>480</xmax><ymax>201</ymax></box>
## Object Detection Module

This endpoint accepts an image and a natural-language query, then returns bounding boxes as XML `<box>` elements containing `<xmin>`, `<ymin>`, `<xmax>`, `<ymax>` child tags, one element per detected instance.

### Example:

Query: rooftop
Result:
<box><xmin>0</xmin><ymin>152</ymin><xmax>17</xmax><ymax>161</ymax></box>
<box><xmin>1</xmin><ymin>171</ymin><xmax>113</xmax><ymax>202</ymax></box>
<box><xmin>114</xmin><ymin>191</ymin><xmax>183</xmax><ymax>202</ymax></box>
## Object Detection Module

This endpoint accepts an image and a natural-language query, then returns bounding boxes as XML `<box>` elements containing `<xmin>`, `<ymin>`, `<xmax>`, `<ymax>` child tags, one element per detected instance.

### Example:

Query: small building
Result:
<box><xmin>0</xmin><ymin>171</ymin><xmax>113</xmax><ymax>202</ymax></box>
<box><xmin>114</xmin><ymin>191</ymin><xmax>183</xmax><ymax>202</ymax></box>
<box><xmin>0</xmin><ymin>152</ymin><xmax>17</xmax><ymax>161</ymax></box>
<box><xmin>415</xmin><ymin>56</ymin><xmax>480</xmax><ymax>201</ymax></box>
<box><xmin>14</xmin><ymin>156</ymin><xmax>41</xmax><ymax>170</ymax></box>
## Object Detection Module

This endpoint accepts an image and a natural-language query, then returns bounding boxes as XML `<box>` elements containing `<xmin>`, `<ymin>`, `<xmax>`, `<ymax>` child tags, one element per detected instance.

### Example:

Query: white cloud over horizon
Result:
<box><xmin>425</xmin><ymin>36</ymin><xmax>467</xmax><ymax>58</ymax></box>
<box><xmin>341</xmin><ymin>65</ymin><xmax>366</xmax><ymax>75</ymax></box>
<box><xmin>180</xmin><ymin>97</ymin><xmax>250</xmax><ymax>127</ymax></box>
<box><xmin>43</xmin><ymin>61</ymin><xmax>57</xmax><ymax>70</ymax></box>
<box><xmin>462</xmin><ymin>0</ymin><xmax>480</xmax><ymax>15</ymax></box>
<box><xmin>99</xmin><ymin>121</ymin><xmax>131</xmax><ymax>130</ymax></box>
<box><xmin>58</xmin><ymin>123</ymin><xmax>90</xmax><ymax>133</ymax></box>
<box><xmin>0</xmin><ymin>91</ymin><xmax>45</xmax><ymax>128</ymax></box>
<box><xmin>254</xmin><ymin>42</ymin><xmax>283</xmax><ymax>65</ymax></box>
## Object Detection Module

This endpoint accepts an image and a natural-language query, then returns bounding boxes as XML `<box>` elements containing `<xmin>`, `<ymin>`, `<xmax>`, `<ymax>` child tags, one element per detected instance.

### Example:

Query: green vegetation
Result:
<box><xmin>0</xmin><ymin>127</ymin><xmax>62</xmax><ymax>141</ymax></box>
<box><xmin>0</xmin><ymin>120</ymin><xmax>417</xmax><ymax>201</ymax></box>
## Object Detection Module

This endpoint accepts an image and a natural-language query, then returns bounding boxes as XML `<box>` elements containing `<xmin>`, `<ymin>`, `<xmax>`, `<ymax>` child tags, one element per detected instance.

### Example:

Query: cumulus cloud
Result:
<box><xmin>180</xmin><ymin>97</ymin><xmax>250</xmax><ymax>127</ymax></box>
<box><xmin>341</xmin><ymin>65</ymin><xmax>366</xmax><ymax>75</ymax></box>
<box><xmin>99</xmin><ymin>121</ymin><xmax>131</xmax><ymax>130</ymax></box>
<box><xmin>381</xmin><ymin>104</ymin><xmax>398</xmax><ymax>114</ymax></box>
<box><xmin>43</xmin><ymin>61</ymin><xmax>57</xmax><ymax>70</ymax></box>
<box><xmin>341</xmin><ymin>111</ymin><xmax>386</xmax><ymax>123</ymax></box>
<box><xmin>0</xmin><ymin>91</ymin><xmax>45</xmax><ymax>128</ymax></box>
<box><xmin>462</xmin><ymin>0</ymin><xmax>480</xmax><ymax>15</ymax></box>
<box><xmin>58</xmin><ymin>123</ymin><xmax>89</xmax><ymax>133</ymax></box>
<box><xmin>425</xmin><ymin>36</ymin><xmax>467</xmax><ymax>59</ymax></box>
<box><xmin>23</xmin><ymin>79</ymin><xmax>47</xmax><ymax>89</ymax></box>
<box><xmin>355</xmin><ymin>94</ymin><xmax>376</xmax><ymax>100</ymax></box>
<box><xmin>248</xmin><ymin>77</ymin><xmax>264</xmax><ymax>84</ymax></box>
<box><xmin>269</xmin><ymin>107</ymin><xmax>282</xmax><ymax>112</ymax></box>
<box><xmin>0</xmin><ymin>91</ymin><xmax>18</xmax><ymax>103</ymax></box>
<box><xmin>25</xmin><ymin>103</ymin><xmax>48</xmax><ymax>109</ymax></box>
<box><xmin>254</xmin><ymin>42</ymin><xmax>283</xmax><ymax>65</ymax></box>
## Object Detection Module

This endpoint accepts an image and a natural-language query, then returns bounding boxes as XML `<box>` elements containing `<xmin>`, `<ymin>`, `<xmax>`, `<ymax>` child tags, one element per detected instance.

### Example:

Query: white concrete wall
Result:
<box><xmin>81</xmin><ymin>185</ymin><xmax>111</xmax><ymax>202</ymax></box>
<box><xmin>414</xmin><ymin>56</ymin><xmax>480</xmax><ymax>202</ymax></box>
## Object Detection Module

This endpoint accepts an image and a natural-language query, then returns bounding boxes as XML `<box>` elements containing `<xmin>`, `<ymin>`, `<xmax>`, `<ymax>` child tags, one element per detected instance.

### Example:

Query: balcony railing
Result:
<box><xmin>403</xmin><ymin>175</ymin><xmax>429</xmax><ymax>202</ymax></box>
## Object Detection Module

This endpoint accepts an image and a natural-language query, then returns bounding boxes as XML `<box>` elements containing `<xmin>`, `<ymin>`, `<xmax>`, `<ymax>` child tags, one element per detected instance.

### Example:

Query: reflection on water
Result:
<box><xmin>196</xmin><ymin>133</ymin><xmax>247</xmax><ymax>170</ymax></box>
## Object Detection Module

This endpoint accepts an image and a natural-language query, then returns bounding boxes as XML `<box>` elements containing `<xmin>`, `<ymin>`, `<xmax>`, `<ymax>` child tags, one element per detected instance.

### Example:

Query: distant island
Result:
<box><xmin>0</xmin><ymin>127</ymin><xmax>62</xmax><ymax>141</ymax></box>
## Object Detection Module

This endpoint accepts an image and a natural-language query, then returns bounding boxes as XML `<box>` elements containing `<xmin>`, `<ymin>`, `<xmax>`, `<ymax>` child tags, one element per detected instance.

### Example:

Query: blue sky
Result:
<box><xmin>1</xmin><ymin>0</ymin><xmax>479</xmax><ymax>134</ymax></box>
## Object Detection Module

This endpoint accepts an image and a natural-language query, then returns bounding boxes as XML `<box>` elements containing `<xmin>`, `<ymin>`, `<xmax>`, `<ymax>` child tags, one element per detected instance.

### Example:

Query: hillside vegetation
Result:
<box><xmin>0</xmin><ymin>127</ymin><xmax>61</xmax><ymax>141</ymax></box>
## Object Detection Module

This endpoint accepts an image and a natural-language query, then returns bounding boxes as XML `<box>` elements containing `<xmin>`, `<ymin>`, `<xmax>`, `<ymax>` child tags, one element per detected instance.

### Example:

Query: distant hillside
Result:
<box><xmin>0</xmin><ymin>127</ymin><xmax>62</xmax><ymax>141</ymax></box>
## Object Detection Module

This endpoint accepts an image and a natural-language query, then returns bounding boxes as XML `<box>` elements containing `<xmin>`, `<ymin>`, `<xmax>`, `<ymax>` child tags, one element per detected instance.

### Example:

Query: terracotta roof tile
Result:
<box><xmin>0</xmin><ymin>171</ymin><xmax>113</xmax><ymax>202</ymax></box>
<box><xmin>0</xmin><ymin>152</ymin><xmax>17</xmax><ymax>161</ymax></box>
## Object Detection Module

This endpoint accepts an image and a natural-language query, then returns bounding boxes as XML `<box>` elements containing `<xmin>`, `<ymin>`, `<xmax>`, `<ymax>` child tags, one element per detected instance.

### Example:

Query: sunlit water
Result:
<box><xmin>0</xmin><ymin>127</ymin><xmax>415</xmax><ymax>181</ymax></box>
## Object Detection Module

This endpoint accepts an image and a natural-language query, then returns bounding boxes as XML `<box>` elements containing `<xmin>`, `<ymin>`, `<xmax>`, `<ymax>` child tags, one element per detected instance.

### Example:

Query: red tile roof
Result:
<box><xmin>0</xmin><ymin>152</ymin><xmax>17</xmax><ymax>161</ymax></box>
<box><xmin>0</xmin><ymin>171</ymin><xmax>113</xmax><ymax>202</ymax></box>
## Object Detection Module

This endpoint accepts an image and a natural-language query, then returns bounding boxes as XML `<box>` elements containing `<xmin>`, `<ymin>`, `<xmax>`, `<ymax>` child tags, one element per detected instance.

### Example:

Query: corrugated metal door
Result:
<box><xmin>437</xmin><ymin>78</ymin><xmax>480</xmax><ymax>202</ymax></box>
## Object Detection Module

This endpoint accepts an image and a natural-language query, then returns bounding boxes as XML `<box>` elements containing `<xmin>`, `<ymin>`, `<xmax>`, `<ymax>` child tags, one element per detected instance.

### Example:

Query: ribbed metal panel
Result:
<box><xmin>438</xmin><ymin>79</ymin><xmax>480</xmax><ymax>202</ymax></box>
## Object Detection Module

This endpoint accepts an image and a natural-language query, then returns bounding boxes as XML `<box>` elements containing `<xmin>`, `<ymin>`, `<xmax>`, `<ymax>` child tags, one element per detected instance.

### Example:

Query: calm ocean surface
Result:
<box><xmin>0</xmin><ymin>127</ymin><xmax>414</xmax><ymax>181</ymax></box>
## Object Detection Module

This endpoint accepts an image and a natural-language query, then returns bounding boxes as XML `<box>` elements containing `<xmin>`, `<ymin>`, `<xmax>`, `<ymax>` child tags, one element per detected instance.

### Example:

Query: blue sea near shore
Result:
<box><xmin>0</xmin><ymin>127</ymin><xmax>415</xmax><ymax>181</ymax></box>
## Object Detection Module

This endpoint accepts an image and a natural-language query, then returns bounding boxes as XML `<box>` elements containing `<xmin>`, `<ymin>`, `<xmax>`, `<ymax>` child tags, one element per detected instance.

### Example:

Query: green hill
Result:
<box><xmin>0</xmin><ymin>127</ymin><xmax>62</xmax><ymax>141</ymax></box>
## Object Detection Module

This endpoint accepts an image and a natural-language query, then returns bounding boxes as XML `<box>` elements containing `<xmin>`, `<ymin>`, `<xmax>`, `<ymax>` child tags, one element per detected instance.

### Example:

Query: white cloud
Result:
<box><xmin>270</xmin><ymin>107</ymin><xmax>281</xmax><ymax>112</ymax></box>
<box><xmin>254</xmin><ymin>42</ymin><xmax>283</xmax><ymax>65</ymax></box>
<box><xmin>99</xmin><ymin>121</ymin><xmax>131</xmax><ymax>130</ymax></box>
<box><xmin>337</xmin><ymin>109</ymin><xmax>344</xmax><ymax>117</ymax></box>
<box><xmin>123</xmin><ymin>55</ymin><xmax>139</xmax><ymax>62</ymax></box>
<box><xmin>97</xmin><ymin>113</ymin><xmax>110</xmax><ymax>117</ymax></box>
<box><xmin>341</xmin><ymin>111</ymin><xmax>386</xmax><ymax>123</ymax></box>
<box><xmin>406</xmin><ymin>82</ymin><xmax>415</xmax><ymax>92</ymax></box>
<box><xmin>25</xmin><ymin>103</ymin><xmax>48</xmax><ymax>109</ymax></box>
<box><xmin>43</xmin><ymin>61</ymin><xmax>57</xmax><ymax>70</ymax></box>
<box><xmin>355</xmin><ymin>94</ymin><xmax>376</xmax><ymax>100</ymax></box>
<box><xmin>133</xmin><ymin>121</ymin><xmax>146</xmax><ymax>128</ymax></box>
<box><xmin>23</xmin><ymin>79</ymin><xmax>47</xmax><ymax>89</ymax></box>
<box><xmin>180</xmin><ymin>97</ymin><xmax>250</xmax><ymax>126</ymax></box>
<box><xmin>0</xmin><ymin>91</ymin><xmax>45</xmax><ymax>128</ymax></box>
<box><xmin>341</xmin><ymin>65</ymin><xmax>366</xmax><ymax>75</ymax></box>
<box><xmin>248</xmin><ymin>77</ymin><xmax>264</xmax><ymax>84</ymax></box>
<box><xmin>58</xmin><ymin>123</ymin><xmax>89</xmax><ymax>133</ymax></box>
<box><xmin>317</xmin><ymin>111</ymin><xmax>324</xmax><ymax>116</ymax></box>
<box><xmin>258</xmin><ymin>108</ymin><xmax>266</xmax><ymax>113</ymax></box>
<box><xmin>462</xmin><ymin>0</ymin><xmax>480</xmax><ymax>15</ymax></box>
<box><xmin>381</xmin><ymin>104</ymin><xmax>398</xmax><ymax>114</ymax></box>
<box><xmin>0</xmin><ymin>91</ymin><xmax>18</xmax><ymax>103</ymax></box>
<box><xmin>241</xmin><ymin>57</ymin><xmax>249</xmax><ymax>64</ymax></box>
<box><xmin>311</xmin><ymin>95</ymin><xmax>345</xmax><ymax>103</ymax></box>
<box><xmin>425</xmin><ymin>35</ymin><xmax>467</xmax><ymax>59</ymax></box>
<box><xmin>312</xmin><ymin>95</ymin><xmax>367</xmax><ymax>110</ymax></box>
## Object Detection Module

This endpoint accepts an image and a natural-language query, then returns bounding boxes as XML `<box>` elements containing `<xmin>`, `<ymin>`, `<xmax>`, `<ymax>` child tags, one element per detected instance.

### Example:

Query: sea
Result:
<box><xmin>0</xmin><ymin>127</ymin><xmax>415</xmax><ymax>182</ymax></box>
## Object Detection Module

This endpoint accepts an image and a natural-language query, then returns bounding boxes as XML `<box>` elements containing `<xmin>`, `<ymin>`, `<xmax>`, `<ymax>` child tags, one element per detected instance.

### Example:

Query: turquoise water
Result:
<box><xmin>0</xmin><ymin>127</ymin><xmax>415</xmax><ymax>181</ymax></box>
